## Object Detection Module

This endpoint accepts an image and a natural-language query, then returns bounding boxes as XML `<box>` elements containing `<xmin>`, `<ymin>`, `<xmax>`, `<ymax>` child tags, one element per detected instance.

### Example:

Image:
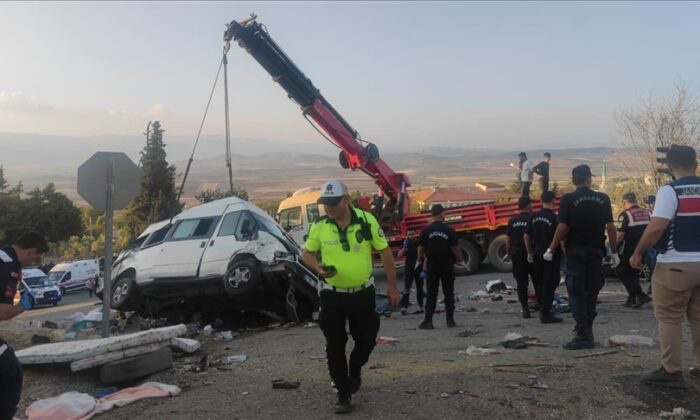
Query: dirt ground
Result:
<box><xmin>13</xmin><ymin>269</ymin><xmax>700</xmax><ymax>420</ymax></box>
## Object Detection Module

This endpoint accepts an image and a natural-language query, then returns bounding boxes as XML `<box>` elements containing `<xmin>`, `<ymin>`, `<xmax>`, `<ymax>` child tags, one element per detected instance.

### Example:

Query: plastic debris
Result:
<box><xmin>491</xmin><ymin>294</ymin><xmax>504</xmax><ymax>302</ymax></box>
<box><xmin>65</xmin><ymin>312</ymin><xmax>86</xmax><ymax>323</ymax></box>
<box><xmin>376</xmin><ymin>336</ymin><xmax>398</xmax><ymax>345</ymax></box>
<box><xmin>486</xmin><ymin>280</ymin><xmax>508</xmax><ymax>293</ymax></box>
<box><xmin>43</xmin><ymin>321</ymin><xmax>58</xmax><ymax>329</ymax></box>
<box><xmin>303</xmin><ymin>322</ymin><xmax>317</xmax><ymax>329</ymax></box>
<box><xmin>272</xmin><ymin>379</ymin><xmax>300</xmax><ymax>389</ymax></box>
<box><xmin>607</xmin><ymin>335</ymin><xmax>654</xmax><ymax>348</ymax></box>
<box><xmin>202</xmin><ymin>325</ymin><xmax>213</xmax><ymax>336</ymax></box>
<box><xmin>223</xmin><ymin>355</ymin><xmax>247</xmax><ymax>365</ymax></box>
<box><xmin>440</xmin><ymin>392</ymin><xmax>450</xmax><ymax>398</ymax></box>
<box><xmin>659</xmin><ymin>407</ymin><xmax>693</xmax><ymax>419</ymax></box>
<box><xmin>529</xmin><ymin>380</ymin><xmax>549</xmax><ymax>389</ymax></box>
<box><xmin>64</xmin><ymin>332</ymin><xmax>77</xmax><ymax>340</ymax></box>
<box><xmin>458</xmin><ymin>346</ymin><xmax>501</xmax><ymax>356</ymax></box>
<box><xmin>469</xmin><ymin>290</ymin><xmax>491</xmax><ymax>301</ymax></box>
<box><xmin>31</xmin><ymin>335</ymin><xmax>50</xmax><ymax>345</ymax></box>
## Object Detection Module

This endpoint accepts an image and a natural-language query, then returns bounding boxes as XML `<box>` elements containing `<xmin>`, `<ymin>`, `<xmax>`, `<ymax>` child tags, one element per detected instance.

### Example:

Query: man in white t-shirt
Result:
<box><xmin>518</xmin><ymin>152</ymin><xmax>534</xmax><ymax>198</ymax></box>
<box><xmin>631</xmin><ymin>145</ymin><xmax>700</xmax><ymax>389</ymax></box>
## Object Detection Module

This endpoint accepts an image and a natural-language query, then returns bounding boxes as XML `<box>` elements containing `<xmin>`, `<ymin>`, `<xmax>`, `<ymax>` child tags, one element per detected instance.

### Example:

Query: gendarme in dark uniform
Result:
<box><xmin>399</xmin><ymin>235</ymin><xmax>424</xmax><ymax>310</ymax></box>
<box><xmin>616</xmin><ymin>192</ymin><xmax>652</xmax><ymax>309</ymax></box>
<box><xmin>0</xmin><ymin>233</ymin><xmax>47</xmax><ymax>420</ymax></box>
<box><xmin>525</xmin><ymin>191</ymin><xmax>562</xmax><ymax>323</ymax></box>
<box><xmin>418</xmin><ymin>204</ymin><xmax>463</xmax><ymax>329</ymax></box>
<box><xmin>507</xmin><ymin>196</ymin><xmax>537</xmax><ymax>318</ymax></box>
<box><xmin>545</xmin><ymin>164</ymin><xmax>616</xmax><ymax>350</ymax></box>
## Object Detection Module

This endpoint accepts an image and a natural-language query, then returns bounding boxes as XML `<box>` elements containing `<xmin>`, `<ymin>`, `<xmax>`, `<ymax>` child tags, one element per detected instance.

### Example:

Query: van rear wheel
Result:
<box><xmin>111</xmin><ymin>275</ymin><xmax>136</xmax><ymax>310</ymax></box>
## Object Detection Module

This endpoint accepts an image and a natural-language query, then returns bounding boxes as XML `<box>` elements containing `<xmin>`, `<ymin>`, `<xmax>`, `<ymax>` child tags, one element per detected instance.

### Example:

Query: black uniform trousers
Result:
<box><xmin>533</xmin><ymin>252</ymin><xmax>561</xmax><ymax>315</ymax></box>
<box><xmin>521</xmin><ymin>181</ymin><xmax>532</xmax><ymax>198</ymax></box>
<box><xmin>318</xmin><ymin>286</ymin><xmax>380</xmax><ymax>398</ymax></box>
<box><xmin>565</xmin><ymin>246</ymin><xmax>605</xmax><ymax>328</ymax></box>
<box><xmin>424</xmin><ymin>262</ymin><xmax>455</xmax><ymax>322</ymax></box>
<box><xmin>512</xmin><ymin>253</ymin><xmax>538</xmax><ymax>310</ymax></box>
<box><xmin>401</xmin><ymin>260</ymin><xmax>424</xmax><ymax>308</ymax></box>
<box><xmin>539</xmin><ymin>177</ymin><xmax>549</xmax><ymax>193</ymax></box>
<box><xmin>617</xmin><ymin>252</ymin><xmax>644</xmax><ymax>298</ymax></box>
<box><xmin>0</xmin><ymin>337</ymin><xmax>22</xmax><ymax>420</ymax></box>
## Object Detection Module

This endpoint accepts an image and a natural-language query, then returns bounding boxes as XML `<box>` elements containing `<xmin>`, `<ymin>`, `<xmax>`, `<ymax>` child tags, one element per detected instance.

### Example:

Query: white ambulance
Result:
<box><xmin>48</xmin><ymin>259</ymin><xmax>100</xmax><ymax>295</ymax></box>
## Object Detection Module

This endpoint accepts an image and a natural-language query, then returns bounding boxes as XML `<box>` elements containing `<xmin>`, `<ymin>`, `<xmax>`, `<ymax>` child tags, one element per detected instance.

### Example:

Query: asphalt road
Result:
<box><xmin>16</xmin><ymin>289</ymin><xmax>102</xmax><ymax>323</ymax></box>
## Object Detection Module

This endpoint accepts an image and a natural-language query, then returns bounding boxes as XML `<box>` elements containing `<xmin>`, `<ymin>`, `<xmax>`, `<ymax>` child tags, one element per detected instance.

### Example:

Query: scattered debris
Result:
<box><xmin>440</xmin><ymin>392</ymin><xmax>450</xmax><ymax>399</ymax></box>
<box><xmin>607</xmin><ymin>335</ymin><xmax>654</xmax><ymax>347</ymax></box>
<box><xmin>43</xmin><ymin>321</ymin><xmax>58</xmax><ymax>330</ymax></box>
<box><xmin>659</xmin><ymin>407</ymin><xmax>694</xmax><ymax>419</ymax></box>
<box><xmin>25</xmin><ymin>382</ymin><xmax>181</xmax><ymax>419</ymax></box>
<box><xmin>309</xmin><ymin>355</ymin><xmax>326</xmax><ymax>360</ymax></box>
<box><xmin>223</xmin><ymin>355</ymin><xmax>247</xmax><ymax>365</ymax></box>
<box><xmin>454</xmin><ymin>390</ymin><xmax>480</xmax><ymax>398</ymax></box>
<box><xmin>303</xmin><ymin>322</ymin><xmax>318</xmax><ymax>329</ymax></box>
<box><xmin>573</xmin><ymin>350</ymin><xmax>619</xmax><ymax>359</ymax></box>
<box><xmin>194</xmin><ymin>355</ymin><xmax>210</xmax><ymax>373</ymax></box>
<box><xmin>491</xmin><ymin>294</ymin><xmax>504</xmax><ymax>302</ymax></box>
<box><xmin>376</xmin><ymin>336</ymin><xmax>398</xmax><ymax>345</ymax></box>
<box><xmin>214</xmin><ymin>330</ymin><xmax>237</xmax><ymax>342</ymax></box>
<box><xmin>94</xmin><ymin>387</ymin><xmax>118</xmax><ymax>398</ymax></box>
<box><xmin>618</xmin><ymin>347</ymin><xmax>640</xmax><ymax>358</ymax></box>
<box><xmin>465</xmin><ymin>308</ymin><xmax>478</xmax><ymax>313</ymax></box>
<box><xmin>369</xmin><ymin>363</ymin><xmax>385</xmax><ymax>370</ymax></box>
<box><xmin>170</xmin><ymin>337</ymin><xmax>201</xmax><ymax>354</ymax></box>
<box><xmin>459</xmin><ymin>346</ymin><xmax>501</xmax><ymax>356</ymax></box>
<box><xmin>457</xmin><ymin>329</ymin><xmax>480</xmax><ymax>338</ymax></box>
<box><xmin>528</xmin><ymin>380</ymin><xmax>549</xmax><ymax>389</ymax></box>
<box><xmin>31</xmin><ymin>335</ymin><xmax>50</xmax><ymax>345</ymax></box>
<box><xmin>272</xmin><ymin>379</ymin><xmax>300</xmax><ymax>389</ymax></box>
<box><xmin>505</xmin><ymin>383</ymin><xmax>520</xmax><ymax>389</ymax></box>
<box><xmin>202</xmin><ymin>325</ymin><xmax>213</xmax><ymax>336</ymax></box>
<box><xmin>486</xmin><ymin>280</ymin><xmax>511</xmax><ymax>293</ymax></box>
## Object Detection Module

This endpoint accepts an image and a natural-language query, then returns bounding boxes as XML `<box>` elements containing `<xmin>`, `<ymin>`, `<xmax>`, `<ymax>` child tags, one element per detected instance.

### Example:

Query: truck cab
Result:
<box><xmin>277</xmin><ymin>187</ymin><xmax>324</xmax><ymax>247</ymax></box>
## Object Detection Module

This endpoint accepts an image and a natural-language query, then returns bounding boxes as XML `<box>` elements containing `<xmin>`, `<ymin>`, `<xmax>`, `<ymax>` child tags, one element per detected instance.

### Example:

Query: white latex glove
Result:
<box><xmin>610</xmin><ymin>253</ymin><xmax>621</xmax><ymax>269</ymax></box>
<box><xmin>543</xmin><ymin>248</ymin><xmax>553</xmax><ymax>262</ymax></box>
<box><xmin>527</xmin><ymin>254</ymin><xmax>534</xmax><ymax>264</ymax></box>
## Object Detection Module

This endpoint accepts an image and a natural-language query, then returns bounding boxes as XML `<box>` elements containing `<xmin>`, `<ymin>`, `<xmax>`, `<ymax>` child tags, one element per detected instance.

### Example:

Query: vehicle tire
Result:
<box><xmin>111</xmin><ymin>275</ymin><xmax>136</xmax><ymax>310</ymax></box>
<box><xmin>223</xmin><ymin>258</ymin><xmax>261</xmax><ymax>296</ymax></box>
<box><xmin>455</xmin><ymin>240</ymin><xmax>481</xmax><ymax>276</ymax></box>
<box><xmin>52</xmin><ymin>302</ymin><xmax>58</xmax><ymax>307</ymax></box>
<box><xmin>59</xmin><ymin>287</ymin><xmax>66</xmax><ymax>296</ymax></box>
<box><xmin>488</xmin><ymin>234</ymin><xmax>512</xmax><ymax>272</ymax></box>
<box><xmin>99</xmin><ymin>347</ymin><xmax>173</xmax><ymax>385</ymax></box>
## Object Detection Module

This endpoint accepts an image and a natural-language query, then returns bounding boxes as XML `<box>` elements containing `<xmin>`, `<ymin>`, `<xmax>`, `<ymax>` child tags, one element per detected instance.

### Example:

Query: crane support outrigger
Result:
<box><xmin>224</xmin><ymin>14</ymin><xmax>411</xmax><ymax>233</ymax></box>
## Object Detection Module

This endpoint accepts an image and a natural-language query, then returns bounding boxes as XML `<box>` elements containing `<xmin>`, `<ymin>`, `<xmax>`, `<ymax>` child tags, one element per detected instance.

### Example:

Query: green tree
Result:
<box><xmin>0</xmin><ymin>165</ymin><xmax>8</xmax><ymax>193</ymax></box>
<box><xmin>125</xmin><ymin>121</ymin><xmax>182</xmax><ymax>236</ymax></box>
<box><xmin>195</xmin><ymin>186</ymin><xmax>248</xmax><ymax>203</ymax></box>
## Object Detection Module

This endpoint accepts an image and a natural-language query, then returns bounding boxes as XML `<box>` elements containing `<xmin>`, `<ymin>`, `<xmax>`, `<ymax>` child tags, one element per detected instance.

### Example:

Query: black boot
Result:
<box><xmin>563</xmin><ymin>324</ymin><xmax>594</xmax><ymax>350</ymax></box>
<box><xmin>633</xmin><ymin>293</ymin><xmax>652</xmax><ymax>309</ymax></box>
<box><xmin>419</xmin><ymin>317</ymin><xmax>434</xmax><ymax>329</ymax></box>
<box><xmin>446</xmin><ymin>314</ymin><xmax>456</xmax><ymax>328</ymax></box>
<box><xmin>623</xmin><ymin>295</ymin><xmax>636</xmax><ymax>307</ymax></box>
<box><xmin>522</xmin><ymin>306</ymin><xmax>531</xmax><ymax>319</ymax></box>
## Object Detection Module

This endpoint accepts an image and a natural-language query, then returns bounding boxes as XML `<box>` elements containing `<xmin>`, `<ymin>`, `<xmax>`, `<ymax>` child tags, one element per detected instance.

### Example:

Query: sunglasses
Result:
<box><xmin>338</xmin><ymin>229</ymin><xmax>350</xmax><ymax>252</ymax></box>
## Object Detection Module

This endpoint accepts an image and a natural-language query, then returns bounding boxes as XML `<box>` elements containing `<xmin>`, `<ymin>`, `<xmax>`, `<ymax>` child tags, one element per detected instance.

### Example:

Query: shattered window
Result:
<box><xmin>279</xmin><ymin>206</ymin><xmax>302</xmax><ymax>232</ymax></box>
<box><xmin>306</xmin><ymin>204</ymin><xmax>320</xmax><ymax>224</ymax></box>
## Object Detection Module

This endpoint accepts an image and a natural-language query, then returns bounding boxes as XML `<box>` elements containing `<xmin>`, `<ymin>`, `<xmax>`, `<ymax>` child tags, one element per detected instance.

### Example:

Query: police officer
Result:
<box><xmin>507</xmin><ymin>196</ymin><xmax>537</xmax><ymax>318</ymax></box>
<box><xmin>398</xmin><ymin>232</ymin><xmax>424</xmax><ymax>313</ymax></box>
<box><xmin>533</xmin><ymin>152</ymin><xmax>552</xmax><ymax>193</ymax></box>
<box><xmin>544</xmin><ymin>164</ymin><xmax>617</xmax><ymax>350</ymax></box>
<box><xmin>631</xmin><ymin>145</ymin><xmax>700</xmax><ymax>388</ymax></box>
<box><xmin>525</xmin><ymin>191</ymin><xmax>563</xmax><ymax>324</ymax></box>
<box><xmin>417</xmin><ymin>204</ymin><xmax>464</xmax><ymax>329</ymax></box>
<box><xmin>617</xmin><ymin>192</ymin><xmax>652</xmax><ymax>309</ymax></box>
<box><xmin>301</xmin><ymin>180</ymin><xmax>399</xmax><ymax>414</ymax></box>
<box><xmin>1</xmin><ymin>233</ymin><xmax>48</xmax><ymax>420</ymax></box>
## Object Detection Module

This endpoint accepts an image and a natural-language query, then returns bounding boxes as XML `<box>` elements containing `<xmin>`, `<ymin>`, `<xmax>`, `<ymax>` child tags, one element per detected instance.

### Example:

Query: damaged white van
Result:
<box><xmin>101</xmin><ymin>197</ymin><xmax>320</xmax><ymax>323</ymax></box>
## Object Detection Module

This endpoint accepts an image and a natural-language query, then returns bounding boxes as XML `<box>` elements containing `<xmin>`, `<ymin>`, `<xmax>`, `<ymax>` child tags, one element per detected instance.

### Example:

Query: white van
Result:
<box><xmin>48</xmin><ymin>260</ymin><xmax>99</xmax><ymax>295</ymax></box>
<box><xmin>19</xmin><ymin>268</ymin><xmax>62</xmax><ymax>307</ymax></box>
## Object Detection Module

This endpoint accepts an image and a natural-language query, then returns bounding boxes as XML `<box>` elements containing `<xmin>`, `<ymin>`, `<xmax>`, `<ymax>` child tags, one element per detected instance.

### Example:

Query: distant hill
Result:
<box><xmin>0</xmin><ymin>130</ymin><xmax>627</xmax><ymax>204</ymax></box>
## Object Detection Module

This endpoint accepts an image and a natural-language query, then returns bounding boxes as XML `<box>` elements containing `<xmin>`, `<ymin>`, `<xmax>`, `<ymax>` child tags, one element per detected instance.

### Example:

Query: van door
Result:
<box><xmin>199</xmin><ymin>207</ymin><xmax>256</xmax><ymax>278</ymax></box>
<box><xmin>151</xmin><ymin>217</ymin><xmax>219</xmax><ymax>279</ymax></box>
<box><xmin>279</xmin><ymin>206</ymin><xmax>305</xmax><ymax>247</ymax></box>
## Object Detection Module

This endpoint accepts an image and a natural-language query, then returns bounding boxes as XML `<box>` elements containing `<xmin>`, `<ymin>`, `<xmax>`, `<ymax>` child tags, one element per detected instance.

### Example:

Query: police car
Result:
<box><xmin>15</xmin><ymin>268</ymin><xmax>62</xmax><ymax>308</ymax></box>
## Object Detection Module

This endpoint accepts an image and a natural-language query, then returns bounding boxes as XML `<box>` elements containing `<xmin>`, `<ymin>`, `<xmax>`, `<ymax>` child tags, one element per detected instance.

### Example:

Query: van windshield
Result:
<box><xmin>48</xmin><ymin>271</ymin><xmax>65</xmax><ymax>283</ymax></box>
<box><xmin>25</xmin><ymin>276</ymin><xmax>54</xmax><ymax>288</ymax></box>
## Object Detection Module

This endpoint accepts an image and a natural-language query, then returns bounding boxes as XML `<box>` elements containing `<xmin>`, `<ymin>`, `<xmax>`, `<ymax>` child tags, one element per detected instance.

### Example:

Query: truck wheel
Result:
<box><xmin>111</xmin><ymin>275</ymin><xmax>136</xmax><ymax>310</ymax></box>
<box><xmin>488</xmin><ymin>235</ymin><xmax>512</xmax><ymax>272</ymax></box>
<box><xmin>224</xmin><ymin>258</ymin><xmax>261</xmax><ymax>296</ymax></box>
<box><xmin>456</xmin><ymin>240</ymin><xmax>481</xmax><ymax>275</ymax></box>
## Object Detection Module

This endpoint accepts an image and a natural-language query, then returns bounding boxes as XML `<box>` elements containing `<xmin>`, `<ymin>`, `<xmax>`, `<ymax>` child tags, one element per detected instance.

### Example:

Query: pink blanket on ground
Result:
<box><xmin>25</xmin><ymin>382</ymin><xmax>181</xmax><ymax>420</ymax></box>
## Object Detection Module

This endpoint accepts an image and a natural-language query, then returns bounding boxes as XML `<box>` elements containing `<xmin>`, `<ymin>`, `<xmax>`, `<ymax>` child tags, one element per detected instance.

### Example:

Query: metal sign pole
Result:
<box><xmin>101</xmin><ymin>157</ymin><xmax>114</xmax><ymax>338</ymax></box>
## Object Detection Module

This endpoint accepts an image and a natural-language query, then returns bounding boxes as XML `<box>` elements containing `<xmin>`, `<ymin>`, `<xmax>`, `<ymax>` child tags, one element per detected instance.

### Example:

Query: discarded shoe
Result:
<box><xmin>641</xmin><ymin>367</ymin><xmax>686</xmax><ymax>389</ymax></box>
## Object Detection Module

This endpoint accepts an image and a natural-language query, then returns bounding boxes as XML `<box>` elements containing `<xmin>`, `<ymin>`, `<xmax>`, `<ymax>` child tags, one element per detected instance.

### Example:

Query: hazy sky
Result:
<box><xmin>1</xmin><ymin>1</ymin><xmax>699</xmax><ymax>150</ymax></box>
